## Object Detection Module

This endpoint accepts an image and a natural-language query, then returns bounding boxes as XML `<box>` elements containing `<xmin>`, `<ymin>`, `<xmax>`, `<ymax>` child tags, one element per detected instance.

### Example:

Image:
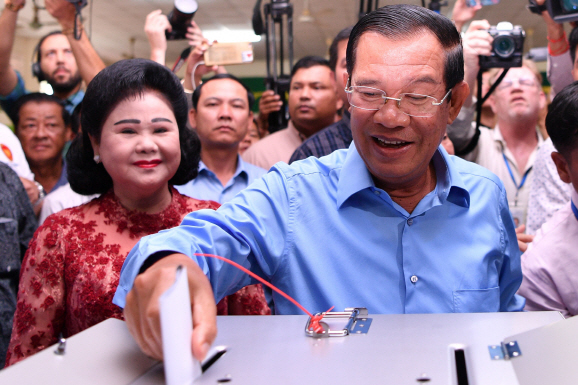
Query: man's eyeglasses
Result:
<box><xmin>344</xmin><ymin>79</ymin><xmax>452</xmax><ymax>118</ymax></box>
<box><xmin>495</xmin><ymin>76</ymin><xmax>537</xmax><ymax>90</ymax></box>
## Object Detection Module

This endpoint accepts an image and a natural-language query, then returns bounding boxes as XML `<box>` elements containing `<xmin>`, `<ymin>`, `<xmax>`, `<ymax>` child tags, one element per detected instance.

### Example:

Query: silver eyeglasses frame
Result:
<box><xmin>344</xmin><ymin>78</ymin><xmax>453</xmax><ymax>118</ymax></box>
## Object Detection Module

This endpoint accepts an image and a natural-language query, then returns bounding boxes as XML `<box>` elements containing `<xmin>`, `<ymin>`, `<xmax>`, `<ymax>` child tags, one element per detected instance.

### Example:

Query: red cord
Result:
<box><xmin>193</xmin><ymin>253</ymin><xmax>333</xmax><ymax>332</ymax></box>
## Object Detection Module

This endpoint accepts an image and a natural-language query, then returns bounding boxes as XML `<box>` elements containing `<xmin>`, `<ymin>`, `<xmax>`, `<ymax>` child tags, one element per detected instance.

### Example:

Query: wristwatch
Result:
<box><xmin>4</xmin><ymin>1</ymin><xmax>25</xmax><ymax>12</ymax></box>
<box><xmin>34</xmin><ymin>181</ymin><xmax>46</xmax><ymax>205</ymax></box>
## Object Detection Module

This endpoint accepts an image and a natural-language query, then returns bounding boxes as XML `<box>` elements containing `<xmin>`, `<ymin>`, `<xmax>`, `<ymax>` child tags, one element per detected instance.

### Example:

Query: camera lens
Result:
<box><xmin>493</xmin><ymin>36</ymin><xmax>515</xmax><ymax>58</ymax></box>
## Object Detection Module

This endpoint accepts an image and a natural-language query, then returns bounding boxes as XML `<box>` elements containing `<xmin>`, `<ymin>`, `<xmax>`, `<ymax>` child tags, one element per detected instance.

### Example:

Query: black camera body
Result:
<box><xmin>165</xmin><ymin>0</ymin><xmax>198</xmax><ymax>41</ymax></box>
<box><xmin>479</xmin><ymin>22</ymin><xmax>525</xmax><ymax>69</ymax></box>
<box><xmin>546</xmin><ymin>0</ymin><xmax>578</xmax><ymax>23</ymax></box>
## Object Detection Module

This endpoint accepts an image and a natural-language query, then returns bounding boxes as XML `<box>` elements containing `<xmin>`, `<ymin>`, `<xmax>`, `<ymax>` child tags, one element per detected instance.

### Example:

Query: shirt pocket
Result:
<box><xmin>453</xmin><ymin>287</ymin><xmax>500</xmax><ymax>313</ymax></box>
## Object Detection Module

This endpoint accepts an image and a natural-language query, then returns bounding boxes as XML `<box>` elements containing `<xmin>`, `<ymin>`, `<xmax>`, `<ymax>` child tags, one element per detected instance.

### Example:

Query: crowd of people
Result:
<box><xmin>0</xmin><ymin>0</ymin><xmax>577</xmax><ymax>368</ymax></box>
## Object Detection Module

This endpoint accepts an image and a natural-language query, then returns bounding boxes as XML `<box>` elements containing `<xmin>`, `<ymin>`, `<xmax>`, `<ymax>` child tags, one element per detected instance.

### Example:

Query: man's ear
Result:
<box><xmin>189</xmin><ymin>108</ymin><xmax>197</xmax><ymax>130</ymax></box>
<box><xmin>552</xmin><ymin>151</ymin><xmax>572</xmax><ymax>184</ymax></box>
<box><xmin>342</xmin><ymin>72</ymin><xmax>349</xmax><ymax>90</ymax></box>
<box><xmin>447</xmin><ymin>81</ymin><xmax>469</xmax><ymax>124</ymax></box>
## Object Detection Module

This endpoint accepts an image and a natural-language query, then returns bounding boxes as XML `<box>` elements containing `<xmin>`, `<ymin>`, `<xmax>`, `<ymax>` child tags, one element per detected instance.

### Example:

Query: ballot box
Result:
<box><xmin>0</xmin><ymin>311</ymin><xmax>569</xmax><ymax>384</ymax></box>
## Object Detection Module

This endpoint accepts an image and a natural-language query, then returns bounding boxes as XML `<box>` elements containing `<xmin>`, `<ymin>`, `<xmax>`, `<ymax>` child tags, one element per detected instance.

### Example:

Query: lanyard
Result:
<box><xmin>502</xmin><ymin>153</ymin><xmax>532</xmax><ymax>198</ymax></box>
<box><xmin>572</xmin><ymin>200</ymin><xmax>578</xmax><ymax>222</ymax></box>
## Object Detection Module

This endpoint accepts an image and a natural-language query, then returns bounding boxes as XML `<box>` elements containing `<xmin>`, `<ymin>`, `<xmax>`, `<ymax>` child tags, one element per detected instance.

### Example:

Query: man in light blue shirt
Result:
<box><xmin>114</xmin><ymin>5</ymin><xmax>524</xmax><ymax>361</ymax></box>
<box><xmin>176</xmin><ymin>74</ymin><xmax>266</xmax><ymax>203</ymax></box>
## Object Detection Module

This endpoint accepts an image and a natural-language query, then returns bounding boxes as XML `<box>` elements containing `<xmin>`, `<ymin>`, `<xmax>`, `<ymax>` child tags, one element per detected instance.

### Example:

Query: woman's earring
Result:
<box><xmin>93</xmin><ymin>154</ymin><xmax>101</xmax><ymax>164</ymax></box>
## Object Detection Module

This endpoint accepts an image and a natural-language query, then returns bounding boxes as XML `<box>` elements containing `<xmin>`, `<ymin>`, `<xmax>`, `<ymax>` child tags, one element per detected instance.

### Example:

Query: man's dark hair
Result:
<box><xmin>546</xmin><ymin>81</ymin><xmax>578</xmax><ymax>159</ymax></box>
<box><xmin>67</xmin><ymin>58</ymin><xmax>200</xmax><ymax>195</ymax></box>
<box><xmin>12</xmin><ymin>92</ymin><xmax>70</xmax><ymax>130</ymax></box>
<box><xmin>569</xmin><ymin>26</ymin><xmax>578</xmax><ymax>64</ymax></box>
<box><xmin>290</xmin><ymin>56</ymin><xmax>332</xmax><ymax>80</ymax></box>
<box><xmin>346</xmin><ymin>4</ymin><xmax>464</xmax><ymax>92</ymax></box>
<box><xmin>329</xmin><ymin>26</ymin><xmax>353</xmax><ymax>71</ymax></box>
<box><xmin>192</xmin><ymin>73</ymin><xmax>255</xmax><ymax>110</ymax></box>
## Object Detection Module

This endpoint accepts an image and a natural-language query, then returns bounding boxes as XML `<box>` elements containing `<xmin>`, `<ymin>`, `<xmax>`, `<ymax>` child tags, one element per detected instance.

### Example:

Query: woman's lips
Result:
<box><xmin>133</xmin><ymin>160</ymin><xmax>162</xmax><ymax>168</ymax></box>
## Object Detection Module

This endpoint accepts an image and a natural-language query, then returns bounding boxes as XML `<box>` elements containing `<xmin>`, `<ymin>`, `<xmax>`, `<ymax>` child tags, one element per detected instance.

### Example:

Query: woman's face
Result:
<box><xmin>92</xmin><ymin>91</ymin><xmax>181</xmax><ymax>199</ymax></box>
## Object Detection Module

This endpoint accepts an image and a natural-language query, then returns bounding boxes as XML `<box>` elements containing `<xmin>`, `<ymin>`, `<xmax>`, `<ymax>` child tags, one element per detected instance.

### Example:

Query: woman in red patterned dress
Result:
<box><xmin>6</xmin><ymin>59</ymin><xmax>269</xmax><ymax>366</ymax></box>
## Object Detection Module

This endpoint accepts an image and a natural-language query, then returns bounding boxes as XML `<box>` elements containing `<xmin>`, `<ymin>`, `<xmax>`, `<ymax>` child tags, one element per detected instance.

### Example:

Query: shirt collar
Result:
<box><xmin>199</xmin><ymin>155</ymin><xmax>249</xmax><ymax>180</ymax></box>
<box><xmin>494</xmin><ymin>123</ymin><xmax>545</xmax><ymax>148</ymax></box>
<box><xmin>65</xmin><ymin>89</ymin><xmax>84</xmax><ymax>108</ymax></box>
<box><xmin>336</xmin><ymin>143</ymin><xmax>470</xmax><ymax>209</ymax></box>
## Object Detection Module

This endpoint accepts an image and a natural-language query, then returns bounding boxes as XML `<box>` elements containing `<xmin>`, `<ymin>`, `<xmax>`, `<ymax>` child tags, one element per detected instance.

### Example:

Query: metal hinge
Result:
<box><xmin>489</xmin><ymin>340</ymin><xmax>522</xmax><ymax>360</ymax></box>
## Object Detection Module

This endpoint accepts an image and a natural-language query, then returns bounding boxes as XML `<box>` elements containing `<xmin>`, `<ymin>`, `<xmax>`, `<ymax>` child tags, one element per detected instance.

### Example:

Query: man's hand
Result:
<box><xmin>463</xmin><ymin>20</ymin><xmax>493</xmax><ymax>71</ymax></box>
<box><xmin>516</xmin><ymin>224</ymin><xmax>534</xmax><ymax>253</ymax></box>
<box><xmin>186</xmin><ymin>21</ymin><xmax>204</xmax><ymax>48</ymax></box>
<box><xmin>124</xmin><ymin>253</ymin><xmax>217</xmax><ymax>362</ymax></box>
<box><xmin>45</xmin><ymin>0</ymin><xmax>76</xmax><ymax>29</ymax></box>
<box><xmin>145</xmin><ymin>9</ymin><xmax>171</xmax><ymax>65</ymax></box>
<box><xmin>452</xmin><ymin>0</ymin><xmax>482</xmax><ymax>32</ymax></box>
<box><xmin>257</xmin><ymin>90</ymin><xmax>282</xmax><ymax>135</ymax></box>
<box><xmin>19</xmin><ymin>177</ymin><xmax>39</xmax><ymax>205</ymax></box>
<box><xmin>183</xmin><ymin>39</ymin><xmax>226</xmax><ymax>91</ymax></box>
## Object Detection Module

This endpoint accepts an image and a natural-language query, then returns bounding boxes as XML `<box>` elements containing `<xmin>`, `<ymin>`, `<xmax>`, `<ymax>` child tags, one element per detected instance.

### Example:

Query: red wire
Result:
<box><xmin>194</xmin><ymin>253</ymin><xmax>315</xmax><ymax>318</ymax></box>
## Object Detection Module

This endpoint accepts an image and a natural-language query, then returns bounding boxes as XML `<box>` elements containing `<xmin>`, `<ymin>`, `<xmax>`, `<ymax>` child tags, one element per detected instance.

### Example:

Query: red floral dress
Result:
<box><xmin>6</xmin><ymin>188</ymin><xmax>270</xmax><ymax>366</ymax></box>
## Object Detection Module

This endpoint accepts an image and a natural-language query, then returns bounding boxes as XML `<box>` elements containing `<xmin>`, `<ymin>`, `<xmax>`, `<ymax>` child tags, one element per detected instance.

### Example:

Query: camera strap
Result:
<box><xmin>459</xmin><ymin>68</ymin><xmax>509</xmax><ymax>157</ymax></box>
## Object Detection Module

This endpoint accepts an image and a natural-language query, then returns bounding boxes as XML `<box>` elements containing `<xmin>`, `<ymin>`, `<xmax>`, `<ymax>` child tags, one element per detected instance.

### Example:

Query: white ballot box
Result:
<box><xmin>0</xmin><ymin>311</ymin><xmax>567</xmax><ymax>384</ymax></box>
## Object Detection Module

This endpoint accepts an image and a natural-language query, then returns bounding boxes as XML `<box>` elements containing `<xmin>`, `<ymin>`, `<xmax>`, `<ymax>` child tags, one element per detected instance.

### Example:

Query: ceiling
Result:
<box><xmin>14</xmin><ymin>0</ymin><xmax>553</xmax><ymax>71</ymax></box>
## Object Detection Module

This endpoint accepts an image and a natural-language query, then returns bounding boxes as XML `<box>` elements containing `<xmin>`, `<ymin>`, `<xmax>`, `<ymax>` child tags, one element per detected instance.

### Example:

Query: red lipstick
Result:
<box><xmin>133</xmin><ymin>159</ymin><xmax>161</xmax><ymax>168</ymax></box>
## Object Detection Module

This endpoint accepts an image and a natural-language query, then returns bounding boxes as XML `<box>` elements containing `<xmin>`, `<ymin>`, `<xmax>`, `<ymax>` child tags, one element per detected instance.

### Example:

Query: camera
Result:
<box><xmin>546</xmin><ymin>0</ymin><xmax>578</xmax><ymax>22</ymax></box>
<box><xmin>479</xmin><ymin>22</ymin><xmax>525</xmax><ymax>69</ymax></box>
<box><xmin>165</xmin><ymin>0</ymin><xmax>198</xmax><ymax>41</ymax></box>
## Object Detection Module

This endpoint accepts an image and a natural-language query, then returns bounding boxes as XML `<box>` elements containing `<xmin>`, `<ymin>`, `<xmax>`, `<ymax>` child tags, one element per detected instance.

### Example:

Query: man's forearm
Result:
<box><xmin>62</xmin><ymin>27</ymin><xmax>106</xmax><ymax>86</ymax></box>
<box><xmin>0</xmin><ymin>7</ymin><xmax>20</xmax><ymax>96</ymax></box>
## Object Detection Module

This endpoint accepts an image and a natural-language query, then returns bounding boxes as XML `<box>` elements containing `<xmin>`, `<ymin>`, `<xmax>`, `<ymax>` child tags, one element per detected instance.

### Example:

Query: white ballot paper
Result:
<box><xmin>159</xmin><ymin>266</ymin><xmax>202</xmax><ymax>385</ymax></box>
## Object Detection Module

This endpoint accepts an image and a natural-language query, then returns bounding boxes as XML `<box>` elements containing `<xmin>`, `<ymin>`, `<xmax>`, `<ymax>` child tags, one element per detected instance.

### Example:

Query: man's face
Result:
<box><xmin>489</xmin><ymin>66</ymin><xmax>545</xmax><ymax>124</ymax></box>
<box><xmin>288</xmin><ymin>65</ymin><xmax>341</xmax><ymax>138</ymax></box>
<box><xmin>39</xmin><ymin>34</ymin><xmax>81</xmax><ymax>93</ymax></box>
<box><xmin>16</xmin><ymin>101</ymin><xmax>72</xmax><ymax>167</ymax></box>
<box><xmin>347</xmin><ymin>32</ymin><xmax>466</xmax><ymax>191</ymax></box>
<box><xmin>190</xmin><ymin>78</ymin><xmax>252</xmax><ymax>150</ymax></box>
<box><xmin>335</xmin><ymin>39</ymin><xmax>349</xmax><ymax>109</ymax></box>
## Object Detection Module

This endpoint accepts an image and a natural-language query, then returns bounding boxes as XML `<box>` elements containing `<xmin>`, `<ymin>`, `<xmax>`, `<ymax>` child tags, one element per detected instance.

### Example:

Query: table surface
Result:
<box><xmin>0</xmin><ymin>311</ymin><xmax>564</xmax><ymax>385</ymax></box>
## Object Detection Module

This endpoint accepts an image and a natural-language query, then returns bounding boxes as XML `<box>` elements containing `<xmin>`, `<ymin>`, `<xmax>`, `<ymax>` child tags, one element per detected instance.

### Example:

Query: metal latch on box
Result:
<box><xmin>489</xmin><ymin>341</ymin><xmax>522</xmax><ymax>360</ymax></box>
<box><xmin>305</xmin><ymin>307</ymin><xmax>372</xmax><ymax>337</ymax></box>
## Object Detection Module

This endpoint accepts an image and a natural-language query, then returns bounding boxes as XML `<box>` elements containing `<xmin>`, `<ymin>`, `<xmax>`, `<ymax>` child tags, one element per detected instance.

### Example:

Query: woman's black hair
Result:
<box><xmin>67</xmin><ymin>58</ymin><xmax>200</xmax><ymax>195</ymax></box>
<box><xmin>346</xmin><ymin>4</ymin><xmax>464</xmax><ymax>92</ymax></box>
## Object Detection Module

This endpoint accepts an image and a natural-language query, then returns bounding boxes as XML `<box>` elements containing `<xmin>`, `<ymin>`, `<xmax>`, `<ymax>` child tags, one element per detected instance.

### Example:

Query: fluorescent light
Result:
<box><xmin>203</xmin><ymin>30</ymin><xmax>262</xmax><ymax>43</ymax></box>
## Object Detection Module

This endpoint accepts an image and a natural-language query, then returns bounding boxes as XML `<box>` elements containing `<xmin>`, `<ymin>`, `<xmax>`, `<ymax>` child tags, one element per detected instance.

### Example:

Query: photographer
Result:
<box><xmin>144</xmin><ymin>9</ymin><xmax>204</xmax><ymax>67</ymax></box>
<box><xmin>535</xmin><ymin>0</ymin><xmax>574</xmax><ymax>98</ymax></box>
<box><xmin>448</xmin><ymin>20</ymin><xmax>546</xmax><ymax>236</ymax></box>
<box><xmin>0</xmin><ymin>0</ymin><xmax>104</xmax><ymax>121</ymax></box>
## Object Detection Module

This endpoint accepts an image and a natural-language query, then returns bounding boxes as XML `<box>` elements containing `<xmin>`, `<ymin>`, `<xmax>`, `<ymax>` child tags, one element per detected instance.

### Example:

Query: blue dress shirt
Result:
<box><xmin>114</xmin><ymin>143</ymin><xmax>525</xmax><ymax>315</ymax></box>
<box><xmin>175</xmin><ymin>156</ymin><xmax>267</xmax><ymax>204</ymax></box>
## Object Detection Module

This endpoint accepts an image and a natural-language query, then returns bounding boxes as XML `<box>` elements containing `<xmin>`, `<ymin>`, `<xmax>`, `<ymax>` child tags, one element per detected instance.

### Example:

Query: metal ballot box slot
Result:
<box><xmin>0</xmin><ymin>312</ymin><xmax>566</xmax><ymax>385</ymax></box>
<box><xmin>304</xmin><ymin>307</ymin><xmax>372</xmax><ymax>337</ymax></box>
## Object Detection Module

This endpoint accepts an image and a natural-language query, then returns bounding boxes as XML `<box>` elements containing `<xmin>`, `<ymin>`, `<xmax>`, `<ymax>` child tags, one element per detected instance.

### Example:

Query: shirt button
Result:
<box><xmin>410</xmin><ymin>275</ymin><xmax>418</xmax><ymax>283</ymax></box>
<box><xmin>407</xmin><ymin>218</ymin><xmax>413</xmax><ymax>226</ymax></box>
<box><xmin>374</xmin><ymin>190</ymin><xmax>381</xmax><ymax>196</ymax></box>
